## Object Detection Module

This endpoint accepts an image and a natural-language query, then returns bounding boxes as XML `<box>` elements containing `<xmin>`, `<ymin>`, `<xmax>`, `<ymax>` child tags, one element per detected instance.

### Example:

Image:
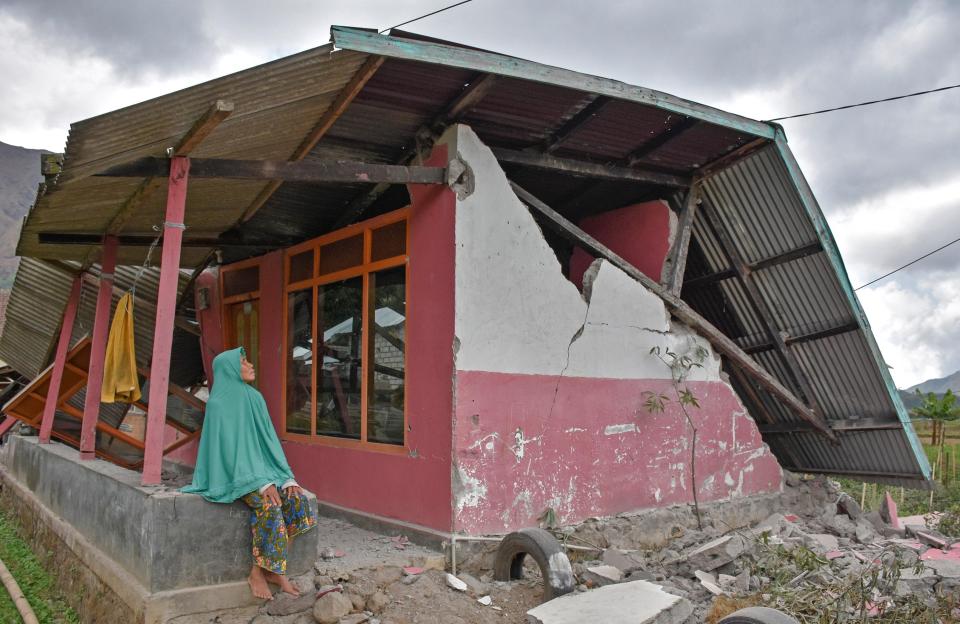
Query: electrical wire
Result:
<box><xmin>854</xmin><ymin>235</ymin><xmax>960</xmax><ymax>291</ymax></box>
<box><xmin>380</xmin><ymin>0</ymin><xmax>476</xmax><ymax>34</ymax></box>
<box><xmin>767</xmin><ymin>83</ymin><xmax>960</xmax><ymax>121</ymax></box>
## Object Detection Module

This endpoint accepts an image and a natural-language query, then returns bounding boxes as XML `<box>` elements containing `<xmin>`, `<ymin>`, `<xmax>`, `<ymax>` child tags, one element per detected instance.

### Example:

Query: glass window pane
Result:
<box><xmin>371</xmin><ymin>220</ymin><xmax>407</xmax><ymax>262</ymax></box>
<box><xmin>285</xmin><ymin>290</ymin><xmax>313</xmax><ymax>435</ymax></box>
<box><xmin>289</xmin><ymin>249</ymin><xmax>314</xmax><ymax>283</ymax></box>
<box><xmin>316</xmin><ymin>277</ymin><xmax>363</xmax><ymax>440</ymax></box>
<box><xmin>223</xmin><ymin>266</ymin><xmax>259</xmax><ymax>298</ymax></box>
<box><xmin>368</xmin><ymin>266</ymin><xmax>405</xmax><ymax>445</ymax></box>
<box><xmin>319</xmin><ymin>235</ymin><xmax>363</xmax><ymax>276</ymax></box>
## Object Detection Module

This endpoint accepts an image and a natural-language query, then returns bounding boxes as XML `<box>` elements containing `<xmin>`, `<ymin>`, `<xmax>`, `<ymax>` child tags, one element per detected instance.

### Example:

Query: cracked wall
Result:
<box><xmin>446</xmin><ymin>125</ymin><xmax>782</xmax><ymax>535</ymax></box>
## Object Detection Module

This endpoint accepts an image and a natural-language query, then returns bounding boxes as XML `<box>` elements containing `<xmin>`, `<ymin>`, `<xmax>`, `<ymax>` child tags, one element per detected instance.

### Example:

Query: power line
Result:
<box><xmin>767</xmin><ymin>83</ymin><xmax>960</xmax><ymax>121</ymax></box>
<box><xmin>855</xmin><ymin>235</ymin><xmax>960</xmax><ymax>291</ymax></box>
<box><xmin>380</xmin><ymin>0</ymin><xmax>476</xmax><ymax>34</ymax></box>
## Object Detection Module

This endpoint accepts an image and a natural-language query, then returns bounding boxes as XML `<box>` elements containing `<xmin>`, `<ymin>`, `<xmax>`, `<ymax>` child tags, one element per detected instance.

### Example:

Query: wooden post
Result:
<box><xmin>141</xmin><ymin>157</ymin><xmax>190</xmax><ymax>485</ymax></box>
<box><xmin>0</xmin><ymin>416</ymin><xmax>17</xmax><ymax>437</ymax></box>
<box><xmin>39</xmin><ymin>275</ymin><xmax>83</xmax><ymax>443</ymax></box>
<box><xmin>662</xmin><ymin>186</ymin><xmax>699</xmax><ymax>297</ymax></box>
<box><xmin>79</xmin><ymin>236</ymin><xmax>118</xmax><ymax>460</ymax></box>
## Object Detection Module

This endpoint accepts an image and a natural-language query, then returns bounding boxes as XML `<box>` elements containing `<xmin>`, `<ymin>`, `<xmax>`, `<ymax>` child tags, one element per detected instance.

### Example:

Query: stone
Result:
<box><xmin>445</xmin><ymin>573</ymin><xmax>468</xmax><ymax>591</ymax></box>
<box><xmin>371</xmin><ymin>567</ymin><xmax>403</xmax><ymax>586</ymax></box>
<box><xmin>855</xmin><ymin>519</ymin><xmax>879</xmax><ymax>544</ymax></box>
<box><xmin>583</xmin><ymin>565</ymin><xmax>623</xmax><ymax>587</ymax></box>
<box><xmin>717</xmin><ymin>574</ymin><xmax>736</xmax><ymax>587</ymax></box>
<box><xmin>477</xmin><ymin>595</ymin><xmax>492</xmax><ymax>606</ymax></box>
<box><xmin>806</xmin><ymin>533</ymin><xmax>839</xmax><ymax>553</ymax></box>
<box><xmin>455</xmin><ymin>572</ymin><xmax>489</xmax><ymax>595</ymax></box>
<box><xmin>411</xmin><ymin>554</ymin><xmax>446</xmax><ymax>571</ymax></box>
<box><xmin>401</xmin><ymin>575</ymin><xmax>419</xmax><ymax>586</ymax></box>
<box><xmin>895</xmin><ymin>567</ymin><xmax>939</xmax><ymax>596</ymax></box>
<box><xmin>338</xmin><ymin>616</ymin><xmax>369</xmax><ymax>624</ymax></box>
<box><xmin>366</xmin><ymin>591</ymin><xmax>390</xmax><ymax>613</ymax></box>
<box><xmin>602</xmin><ymin>548</ymin><xmax>645</xmax><ymax>573</ymax></box>
<box><xmin>836</xmin><ymin>493</ymin><xmax>862</xmax><ymax>520</ymax></box>
<box><xmin>526</xmin><ymin>580</ymin><xmax>693</xmax><ymax>624</ymax></box>
<box><xmin>264</xmin><ymin>590</ymin><xmax>316</xmax><ymax>616</ymax></box>
<box><xmin>694</xmin><ymin>570</ymin><xmax>724</xmax><ymax>596</ymax></box>
<box><xmin>864</xmin><ymin>511</ymin><xmax>887</xmax><ymax>532</ymax></box>
<box><xmin>345</xmin><ymin>591</ymin><xmax>366</xmax><ymax>612</ymax></box>
<box><xmin>686</xmin><ymin>535</ymin><xmax>746</xmax><ymax>572</ymax></box>
<box><xmin>925</xmin><ymin>559</ymin><xmax>960</xmax><ymax>579</ymax></box>
<box><xmin>735</xmin><ymin>570</ymin><xmax>750</xmax><ymax>592</ymax></box>
<box><xmin>313</xmin><ymin>591</ymin><xmax>353</xmax><ymax>624</ymax></box>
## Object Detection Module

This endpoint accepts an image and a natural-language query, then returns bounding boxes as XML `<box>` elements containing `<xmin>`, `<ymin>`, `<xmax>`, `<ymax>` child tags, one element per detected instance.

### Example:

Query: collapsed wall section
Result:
<box><xmin>447</xmin><ymin>125</ymin><xmax>782</xmax><ymax>535</ymax></box>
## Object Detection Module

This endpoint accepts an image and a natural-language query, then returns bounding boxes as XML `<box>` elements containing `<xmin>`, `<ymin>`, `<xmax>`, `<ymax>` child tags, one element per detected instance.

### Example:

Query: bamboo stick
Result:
<box><xmin>0</xmin><ymin>556</ymin><xmax>39</xmax><ymax>624</ymax></box>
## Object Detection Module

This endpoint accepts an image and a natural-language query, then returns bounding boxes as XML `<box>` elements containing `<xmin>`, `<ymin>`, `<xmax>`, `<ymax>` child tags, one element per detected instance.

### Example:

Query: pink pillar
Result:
<box><xmin>142</xmin><ymin>156</ymin><xmax>190</xmax><ymax>485</ymax></box>
<box><xmin>79</xmin><ymin>235</ymin><xmax>118</xmax><ymax>460</ymax></box>
<box><xmin>39</xmin><ymin>275</ymin><xmax>83</xmax><ymax>443</ymax></box>
<box><xmin>0</xmin><ymin>416</ymin><xmax>17</xmax><ymax>437</ymax></box>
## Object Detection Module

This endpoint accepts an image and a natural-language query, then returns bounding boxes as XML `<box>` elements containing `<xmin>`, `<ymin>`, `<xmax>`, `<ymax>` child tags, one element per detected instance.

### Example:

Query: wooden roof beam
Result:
<box><xmin>682</xmin><ymin>240</ymin><xmax>823</xmax><ymax>290</ymax></box>
<box><xmin>540</xmin><ymin>95</ymin><xmax>611</xmax><ymax>154</ymax></box>
<box><xmin>80</xmin><ymin>100</ymin><xmax>234</xmax><ymax>270</ymax></box>
<box><xmin>626</xmin><ymin>117</ymin><xmax>700</xmax><ymax>165</ymax></box>
<box><xmin>508</xmin><ymin>180</ymin><xmax>837</xmax><ymax>442</ymax></box>
<box><xmin>237</xmin><ymin>55</ymin><xmax>385</xmax><ymax>225</ymax></box>
<box><xmin>492</xmin><ymin>148</ymin><xmax>691</xmax><ymax>188</ymax></box>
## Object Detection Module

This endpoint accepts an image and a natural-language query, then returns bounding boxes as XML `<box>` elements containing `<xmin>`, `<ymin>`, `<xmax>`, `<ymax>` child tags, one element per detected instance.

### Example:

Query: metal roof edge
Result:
<box><xmin>771</xmin><ymin>128</ymin><xmax>932</xmax><ymax>482</ymax></box>
<box><xmin>330</xmin><ymin>25</ymin><xmax>776</xmax><ymax>140</ymax></box>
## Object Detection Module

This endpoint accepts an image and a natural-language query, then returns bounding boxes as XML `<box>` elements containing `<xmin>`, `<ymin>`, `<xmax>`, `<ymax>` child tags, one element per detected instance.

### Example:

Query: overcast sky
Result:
<box><xmin>1</xmin><ymin>0</ymin><xmax>958</xmax><ymax>388</ymax></box>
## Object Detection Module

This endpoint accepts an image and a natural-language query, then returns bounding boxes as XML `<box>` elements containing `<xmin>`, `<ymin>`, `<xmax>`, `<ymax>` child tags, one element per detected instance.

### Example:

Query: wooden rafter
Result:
<box><xmin>237</xmin><ymin>55</ymin><xmax>385</xmax><ymax>225</ymax></box>
<box><xmin>698</xmin><ymin>196</ymin><xmax>825</xmax><ymax>419</ymax></box>
<box><xmin>80</xmin><ymin>101</ymin><xmax>234</xmax><ymax>270</ymax></box>
<box><xmin>541</xmin><ymin>95</ymin><xmax>611</xmax><ymax>153</ymax></box>
<box><xmin>508</xmin><ymin>180</ymin><xmax>837</xmax><ymax>441</ymax></box>
<box><xmin>626</xmin><ymin>117</ymin><xmax>700</xmax><ymax>165</ymax></box>
<box><xmin>662</xmin><ymin>185</ymin><xmax>700</xmax><ymax>296</ymax></box>
<box><xmin>331</xmin><ymin>73</ymin><xmax>499</xmax><ymax>230</ymax></box>
<box><xmin>682</xmin><ymin>241</ymin><xmax>823</xmax><ymax>290</ymax></box>
<box><xmin>743</xmin><ymin>321</ymin><xmax>861</xmax><ymax>355</ymax></box>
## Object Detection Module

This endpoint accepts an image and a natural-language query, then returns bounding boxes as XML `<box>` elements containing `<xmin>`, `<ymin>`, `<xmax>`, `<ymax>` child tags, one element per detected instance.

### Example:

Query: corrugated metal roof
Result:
<box><xmin>5</xmin><ymin>26</ymin><xmax>929</xmax><ymax>486</ymax></box>
<box><xmin>693</xmin><ymin>143</ymin><xmax>930</xmax><ymax>487</ymax></box>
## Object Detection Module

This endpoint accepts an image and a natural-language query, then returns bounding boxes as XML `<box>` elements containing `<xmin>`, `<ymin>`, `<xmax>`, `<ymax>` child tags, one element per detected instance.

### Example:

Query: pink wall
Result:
<box><xmin>569</xmin><ymin>201</ymin><xmax>672</xmax><ymax>287</ymax></box>
<box><xmin>273</xmin><ymin>145</ymin><xmax>457</xmax><ymax>532</ymax></box>
<box><xmin>453</xmin><ymin>373</ymin><xmax>782</xmax><ymax>534</ymax></box>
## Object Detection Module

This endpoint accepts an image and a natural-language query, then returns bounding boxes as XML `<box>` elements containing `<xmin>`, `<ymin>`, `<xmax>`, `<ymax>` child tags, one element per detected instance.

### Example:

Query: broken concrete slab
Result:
<box><xmin>895</xmin><ymin>567</ymin><xmax>939</xmax><ymax>596</ymax></box>
<box><xmin>602</xmin><ymin>548</ymin><xmax>645</xmax><ymax>573</ymax></box>
<box><xmin>805</xmin><ymin>533</ymin><xmax>839</xmax><ymax>553</ymax></box>
<box><xmin>915</xmin><ymin>529</ymin><xmax>953</xmax><ymax>549</ymax></box>
<box><xmin>879</xmin><ymin>492</ymin><xmax>900</xmax><ymax>528</ymax></box>
<box><xmin>836</xmin><ymin>493</ymin><xmax>862</xmax><ymax>520</ymax></box>
<box><xmin>694</xmin><ymin>570</ymin><xmax>724</xmax><ymax>596</ymax></box>
<box><xmin>686</xmin><ymin>535</ymin><xmax>747</xmax><ymax>571</ymax></box>
<box><xmin>583</xmin><ymin>565</ymin><xmax>623</xmax><ymax>587</ymax></box>
<box><xmin>445</xmin><ymin>574</ymin><xmax>468</xmax><ymax>592</ymax></box>
<box><xmin>526</xmin><ymin>580</ymin><xmax>693</xmax><ymax>624</ymax></box>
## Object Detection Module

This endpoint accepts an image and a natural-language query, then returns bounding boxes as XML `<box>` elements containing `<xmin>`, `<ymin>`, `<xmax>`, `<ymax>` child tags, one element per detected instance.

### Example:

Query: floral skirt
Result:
<box><xmin>241</xmin><ymin>487</ymin><xmax>317</xmax><ymax>574</ymax></box>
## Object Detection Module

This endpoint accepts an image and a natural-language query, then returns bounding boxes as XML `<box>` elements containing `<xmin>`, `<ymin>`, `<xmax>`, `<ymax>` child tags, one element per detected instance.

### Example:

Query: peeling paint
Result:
<box><xmin>604</xmin><ymin>423</ymin><xmax>638</xmax><ymax>435</ymax></box>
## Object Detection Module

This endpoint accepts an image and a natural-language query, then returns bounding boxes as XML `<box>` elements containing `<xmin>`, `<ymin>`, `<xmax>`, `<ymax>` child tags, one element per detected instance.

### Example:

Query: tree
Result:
<box><xmin>911</xmin><ymin>390</ymin><xmax>960</xmax><ymax>446</ymax></box>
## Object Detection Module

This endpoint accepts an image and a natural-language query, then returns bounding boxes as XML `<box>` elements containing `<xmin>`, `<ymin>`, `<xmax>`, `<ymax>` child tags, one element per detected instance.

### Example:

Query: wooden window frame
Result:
<box><xmin>220</xmin><ymin>255</ymin><xmax>264</xmax><ymax>380</ymax></box>
<box><xmin>282</xmin><ymin>208</ymin><xmax>410</xmax><ymax>455</ymax></box>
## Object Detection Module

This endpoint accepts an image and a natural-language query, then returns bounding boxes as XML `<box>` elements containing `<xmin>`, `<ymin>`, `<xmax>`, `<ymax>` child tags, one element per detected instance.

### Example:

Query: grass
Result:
<box><xmin>0</xmin><ymin>509</ymin><xmax>79</xmax><ymax>624</ymax></box>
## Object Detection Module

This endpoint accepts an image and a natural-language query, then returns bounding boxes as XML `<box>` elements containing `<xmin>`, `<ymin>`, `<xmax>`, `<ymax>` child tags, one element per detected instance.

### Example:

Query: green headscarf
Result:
<box><xmin>181</xmin><ymin>347</ymin><xmax>295</xmax><ymax>503</ymax></box>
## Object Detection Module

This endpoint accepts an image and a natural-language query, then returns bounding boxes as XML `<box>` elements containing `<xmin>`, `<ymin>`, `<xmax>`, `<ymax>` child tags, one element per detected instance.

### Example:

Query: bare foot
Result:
<box><xmin>264</xmin><ymin>570</ymin><xmax>300</xmax><ymax>596</ymax></box>
<box><xmin>248</xmin><ymin>566</ymin><xmax>273</xmax><ymax>600</ymax></box>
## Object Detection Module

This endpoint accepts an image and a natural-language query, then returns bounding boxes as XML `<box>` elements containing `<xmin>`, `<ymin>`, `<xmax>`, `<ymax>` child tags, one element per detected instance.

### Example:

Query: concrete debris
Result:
<box><xmin>477</xmin><ymin>595</ymin><xmax>492</xmax><ymax>606</ymax></box>
<box><xmin>694</xmin><ymin>570</ymin><xmax>724</xmax><ymax>595</ymax></box>
<box><xmin>879</xmin><ymin>492</ymin><xmax>900</xmax><ymax>529</ymax></box>
<box><xmin>583</xmin><ymin>565</ymin><xmax>623</xmax><ymax>586</ymax></box>
<box><xmin>455</xmin><ymin>572</ymin><xmax>490</xmax><ymax>595</ymax></box>
<box><xmin>313</xmin><ymin>591</ymin><xmax>353</xmax><ymax>624</ymax></box>
<box><xmin>836</xmin><ymin>493</ymin><xmax>862</xmax><ymax>520</ymax></box>
<box><xmin>914</xmin><ymin>528</ymin><xmax>953</xmax><ymax>549</ymax></box>
<box><xmin>686</xmin><ymin>535</ymin><xmax>747</xmax><ymax>571</ymax></box>
<box><xmin>445</xmin><ymin>573</ymin><xmax>468</xmax><ymax>592</ymax></box>
<box><xmin>526</xmin><ymin>580</ymin><xmax>693</xmax><ymax>624</ymax></box>
<box><xmin>336</xmin><ymin>615</ymin><xmax>369</xmax><ymax>624</ymax></box>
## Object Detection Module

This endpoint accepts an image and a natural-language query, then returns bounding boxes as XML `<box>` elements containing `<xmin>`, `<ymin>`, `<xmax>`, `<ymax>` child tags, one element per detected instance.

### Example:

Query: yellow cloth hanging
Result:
<box><xmin>101</xmin><ymin>292</ymin><xmax>141</xmax><ymax>403</ymax></box>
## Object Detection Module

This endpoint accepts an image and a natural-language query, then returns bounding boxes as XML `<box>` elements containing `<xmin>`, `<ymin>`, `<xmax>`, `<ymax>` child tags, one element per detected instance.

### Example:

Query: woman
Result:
<box><xmin>182</xmin><ymin>347</ymin><xmax>316</xmax><ymax>600</ymax></box>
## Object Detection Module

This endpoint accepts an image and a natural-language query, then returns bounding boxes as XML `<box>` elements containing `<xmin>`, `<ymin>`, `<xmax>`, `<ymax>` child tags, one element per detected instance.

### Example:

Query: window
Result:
<box><xmin>283</xmin><ymin>210</ymin><xmax>408</xmax><ymax>450</ymax></box>
<box><xmin>221</xmin><ymin>258</ymin><xmax>262</xmax><ymax>388</ymax></box>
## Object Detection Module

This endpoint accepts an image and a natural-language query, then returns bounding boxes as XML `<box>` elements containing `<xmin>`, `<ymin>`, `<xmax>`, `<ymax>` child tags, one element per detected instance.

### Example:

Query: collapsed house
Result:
<box><xmin>0</xmin><ymin>26</ymin><xmax>932</xmax><ymax>621</ymax></box>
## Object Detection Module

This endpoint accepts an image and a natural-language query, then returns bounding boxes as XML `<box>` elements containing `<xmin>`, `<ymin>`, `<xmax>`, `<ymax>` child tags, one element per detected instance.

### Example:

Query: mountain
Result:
<box><xmin>898</xmin><ymin>370</ymin><xmax>960</xmax><ymax>412</ymax></box>
<box><xmin>0</xmin><ymin>140</ymin><xmax>46</xmax><ymax>289</ymax></box>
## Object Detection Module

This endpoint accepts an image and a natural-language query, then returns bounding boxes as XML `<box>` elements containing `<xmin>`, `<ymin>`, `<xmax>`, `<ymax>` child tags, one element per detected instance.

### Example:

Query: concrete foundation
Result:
<box><xmin>0</xmin><ymin>435</ymin><xmax>318</xmax><ymax>622</ymax></box>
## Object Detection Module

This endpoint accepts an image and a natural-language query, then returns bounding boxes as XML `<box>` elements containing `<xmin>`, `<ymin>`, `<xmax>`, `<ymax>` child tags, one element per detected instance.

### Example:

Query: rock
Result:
<box><xmin>344</xmin><ymin>591</ymin><xmax>365</xmax><ymax>612</ymax></box>
<box><xmin>694</xmin><ymin>570</ymin><xmax>724</xmax><ymax>596</ymax></box>
<box><xmin>806</xmin><ymin>533</ymin><xmax>839</xmax><ymax>553</ymax></box>
<box><xmin>855</xmin><ymin>519</ymin><xmax>879</xmax><ymax>544</ymax></box>
<box><xmin>321</xmin><ymin>548</ymin><xmax>338</xmax><ymax>560</ymax></box>
<box><xmin>583</xmin><ymin>565</ymin><xmax>623</xmax><ymax>587</ymax></box>
<box><xmin>602</xmin><ymin>548</ymin><xmax>645</xmax><ymax>573</ymax></box>
<box><xmin>526</xmin><ymin>580</ymin><xmax>693</xmax><ymax>624</ymax></box>
<box><xmin>895</xmin><ymin>567</ymin><xmax>939</xmax><ymax>596</ymax></box>
<box><xmin>366</xmin><ymin>591</ymin><xmax>390</xmax><ymax>613</ymax></box>
<box><xmin>717</xmin><ymin>574</ymin><xmax>736</xmax><ymax>587</ymax></box>
<box><xmin>455</xmin><ymin>572</ymin><xmax>489</xmax><ymax>595</ymax></box>
<box><xmin>371</xmin><ymin>567</ymin><xmax>403</xmax><ymax>586</ymax></box>
<box><xmin>925</xmin><ymin>559</ymin><xmax>960</xmax><ymax>579</ymax></box>
<box><xmin>686</xmin><ymin>535</ymin><xmax>746</xmax><ymax>571</ymax></box>
<box><xmin>735</xmin><ymin>570</ymin><xmax>750</xmax><ymax>592</ymax></box>
<box><xmin>264</xmin><ymin>590</ymin><xmax>316</xmax><ymax>616</ymax></box>
<box><xmin>477</xmin><ymin>595</ymin><xmax>492</xmax><ymax>606</ymax></box>
<box><xmin>445</xmin><ymin>573</ymin><xmax>467</xmax><ymax>591</ymax></box>
<box><xmin>410</xmin><ymin>554</ymin><xmax>446</xmax><ymax>571</ymax></box>
<box><xmin>338</xmin><ymin>616</ymin><xmax>369</xmax><ymax>624</ymax></box>
<box><xmin>401</xmin><ymin>575</ymin><xmax>419</xmax><ymax>586</ymax></box>
<box><xmin>823</xmin><ymin>512</ymin><xmax>857</xmax><ymax>537</ymax></box>
<box><xmin>836</xmin><ymin>493</ymin><xmax>862</xmax><ymax>520</ymax></box>
<box><xmin>864</xmin><ymin>511</ymin><xmax>887</xmax><ymax>531</ymax></box>
<box><xmin>313</xmin><ymin>591</ymin><xmax>353</xmax><ymax>624</ymax></box>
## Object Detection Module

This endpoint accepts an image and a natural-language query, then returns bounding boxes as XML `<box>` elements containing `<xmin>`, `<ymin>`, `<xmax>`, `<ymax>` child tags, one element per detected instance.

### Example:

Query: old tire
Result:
<box><xmin>719</xmin><ymin>607</ymin><xmax>800</xmax><ymax>624</ymax></box>
<box><xmin>493</xmin><ymin>528</ymin><xmax>575</xmax><ymax>601</ymax></box>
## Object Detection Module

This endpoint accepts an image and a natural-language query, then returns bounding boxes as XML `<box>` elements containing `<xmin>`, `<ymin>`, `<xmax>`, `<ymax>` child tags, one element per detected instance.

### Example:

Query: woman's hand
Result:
<box><xmin>284</xmin><ymin>485</ymin><xmax>304</xmax><ymax>497</ymax></box>
<box><xmin>264</xmin><ymin>484</ymin><xmax>282</xmax><ymax>506</ymax></box>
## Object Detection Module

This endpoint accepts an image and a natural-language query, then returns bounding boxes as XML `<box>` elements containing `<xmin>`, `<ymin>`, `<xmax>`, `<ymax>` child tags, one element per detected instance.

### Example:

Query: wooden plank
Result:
<box><xmin>696</xmin><ymin>137</ymin><xmax>769</xmax><ymax>180</ymax></box>
<box><xmin>40</xmin><ymin>232</ymin><xmax>270</xmax><ymax>249</ymax></box>
<box><xmin>698</xmin><ymin>196</ymin><xmax>824</xmax><ymax>419</ymax></box>
<box><xmin>626</xmin><ymin>117</ymin><xmax>700</xmax><ymax>164</ymax></box>
<box><xmin>492</xmin><ymin>148</ymin><xmax>691</xmax><ymax>188</ymax></box>
<box><xmin>237</xmin><ymin>56</ymin><xmax>385</xmax><ymax>225</ymax></box>
<box><xmin>331</xmin><ymin>73</ymin><xmax>498</xmax><ymax>230</ymax></box>
<box><xmin>759</xmin><ymin>418</ymin><xmax>902</xmax><ymax>434</ymax></box>
<box><xmin>508</xmin><ymin>180</ymin><xmax>836</xmax><ymax>441</ymax></box>
<box><xmin>137</xmin><ymin>365</ymin><xmax>206</xmax><ymax>412</ymax></box>
<box><xmin>97</xmin><ymin>157</ymin><xmax>447</xmax><ymax>184</ymax></box>
<box><xmin>541</xmin><ymin>95</ymin><xmax>611</xmax><ymax>153</ymax></box>
<box><xmin>60</xmin><ymin>402</ymin><xmax>146</xmax><ymax>450</ymax></box>
<box><xmin>39</xmin><ymin>275</ymin><xmax>82</xmax><ymax>443</ymax></box>
<box><xmin>743</xmin><ymin>321</ymin><xmax>861</xmax><ymax>355</ymax></box>
<box><xmin>662</xmin><ymin>186</ymin><xmax>699</xmax><ymax>296</ymax></box>
<box><xmin>330</xmin><ymin>26</ymin><xmax>776</xmax><ymax>139</ymax></box>
<box><xmin>173</xmin><ymin>100</ymin><xmax>234</xmax><ymax>156</ymax></box>
<box><xmin>683</xmin><ymin>241</ymin><xmax>823</xmax><ymax>290</ymax></box>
